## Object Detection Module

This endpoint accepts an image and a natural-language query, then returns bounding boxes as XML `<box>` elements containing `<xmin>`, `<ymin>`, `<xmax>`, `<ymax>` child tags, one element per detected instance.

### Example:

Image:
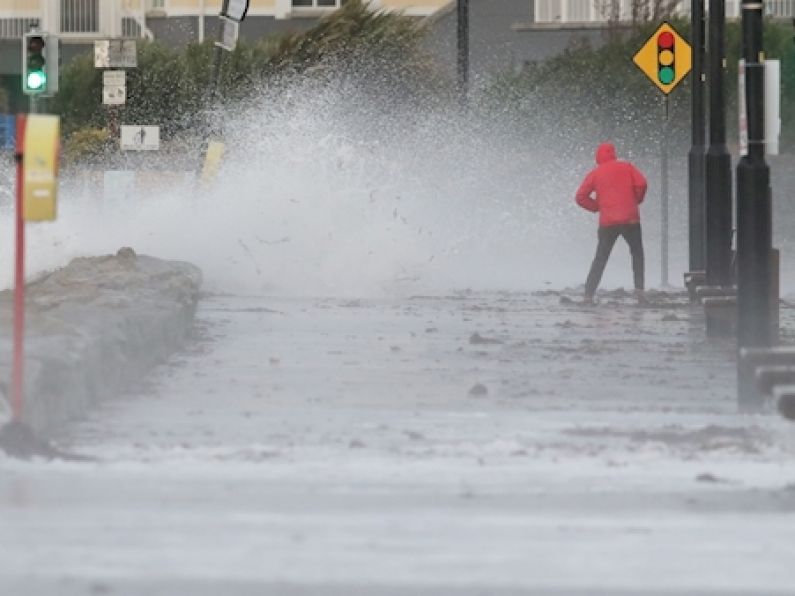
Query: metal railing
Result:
<box><xmin>0</xmin><ymin>17</ymin><xmax>39</xmax><ymax>39</ymax></box>
<box><xmin>534</xmin><ymin>0</ymin><xmax>795</xmax><ymax>23</ymax></box>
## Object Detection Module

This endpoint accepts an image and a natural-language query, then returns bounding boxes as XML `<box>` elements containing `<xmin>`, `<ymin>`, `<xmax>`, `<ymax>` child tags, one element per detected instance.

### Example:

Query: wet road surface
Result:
<box><xmin>2</xmin><ymin>291</ymin><xmax>795</xmax><ymax>595</ymax></box>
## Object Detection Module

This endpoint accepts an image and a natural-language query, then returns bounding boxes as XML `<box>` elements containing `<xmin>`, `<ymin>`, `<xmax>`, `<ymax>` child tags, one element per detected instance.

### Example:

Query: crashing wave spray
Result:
<box><xmin>0</xmin><ymin>74</ymin><xmax>689</xmax><ymax>297</ymax></box>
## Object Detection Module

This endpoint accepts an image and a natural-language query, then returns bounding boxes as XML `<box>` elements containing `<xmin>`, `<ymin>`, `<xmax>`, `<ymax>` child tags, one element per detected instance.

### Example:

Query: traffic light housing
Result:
<box><xmin>657</xmin><ymin>30</ymin><xmax>675</xmax><ymax>86</ymax></box>
<box><xmin>23</xmin><ymin>33</ymin><xmax>47</xmax><ymax>94</ymax></box>
<box><xmin>22</xmin><ymin>32</ymin><xmax>58</xmax><ymax>96</ymax></box>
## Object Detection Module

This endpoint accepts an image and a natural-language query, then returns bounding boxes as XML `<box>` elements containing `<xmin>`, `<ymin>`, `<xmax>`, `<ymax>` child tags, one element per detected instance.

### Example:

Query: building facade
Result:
<box><xmin>0</xmin><ymin>0</ymin><xmax>448</xmax><ymax>109</ymax></box>
<box><xmin>2</xmin><ymin>0</ymin><xmax>791</xmax><ymax>43</ymax></box>
<box><xmin>1</xmin><ymin>0</ymin><xmax>793</xmax><ymax>108</ymax></box>
<box><xmin>0</xmin><ymin>0</ymin><xmax>449</xmax><ymax>43</ymax></box>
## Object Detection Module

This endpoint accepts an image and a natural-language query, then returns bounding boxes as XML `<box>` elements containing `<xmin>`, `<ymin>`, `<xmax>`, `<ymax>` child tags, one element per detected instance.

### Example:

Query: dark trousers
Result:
<box><xmin>585</xmin><ymin>223</ymin><xmax>645</xmax><ymax>297</ymax></box>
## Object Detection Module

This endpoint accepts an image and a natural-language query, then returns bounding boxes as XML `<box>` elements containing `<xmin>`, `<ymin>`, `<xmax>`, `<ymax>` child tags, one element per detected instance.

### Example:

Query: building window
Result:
<box><xmin>60</xmin><ymin>0</ymin><xmax>99</xmax><ymax>33</ymax></box>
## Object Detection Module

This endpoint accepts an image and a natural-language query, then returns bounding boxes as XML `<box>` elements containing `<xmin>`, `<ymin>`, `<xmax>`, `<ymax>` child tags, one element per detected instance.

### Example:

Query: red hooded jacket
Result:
<box><xmin>575</xmin><ymin>143</ymin><xmax>647</xmax><ymax>227</ymax></box>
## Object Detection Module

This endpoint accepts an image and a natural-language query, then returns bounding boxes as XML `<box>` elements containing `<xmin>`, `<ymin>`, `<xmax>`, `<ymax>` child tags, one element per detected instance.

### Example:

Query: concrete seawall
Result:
<box><xmin>0</xmin><ymin>248</ymin><xmax>202</xmax><ymax>438</ymax></box>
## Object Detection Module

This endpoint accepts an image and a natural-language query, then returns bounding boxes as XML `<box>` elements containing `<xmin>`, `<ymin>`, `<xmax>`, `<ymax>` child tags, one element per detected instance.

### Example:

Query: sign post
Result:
<box><xmin>688</xmin><ymin>0</ymin><xmax>707</xmax><ymax>278</ymax></box>
<box><xmin>704</xmin><ymin>0</ymin><xmax>733</xmax><ymax>288</ymax></box>
<box><xmin>633</xmin><ymin>22</ymin><xmax>692</xmax><ymax>288</ymax></box>
<box><xmin>201</xmin><ymin>0</ymin><xmax>250</xmax><ymax>182</ymax></box>
<box><xmin>736</xmin><ymin>0</ymin><xmax>775</xmax><ymax>412</ymax></box>
<box><xmin>11</xmin><ymin>114</ymin><xmax>59</xmax><ymax>422</ymax></box>
<box><xmin>95</xmin><ymin>40</ymin><xmax>137</xmax><ymax>144</ymax></box>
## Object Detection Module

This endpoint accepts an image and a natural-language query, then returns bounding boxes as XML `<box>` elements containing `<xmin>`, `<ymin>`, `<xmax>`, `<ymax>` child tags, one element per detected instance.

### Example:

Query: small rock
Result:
<box><xmin>116</xmin><ymin>246</ymin><xmax>136</xmax><ymax>260</ymax></box>
<box><xmin>349</xmin><ymin>439</ymin><xmax>366</xmax><ymax>449</ymax></box>
<box><xmin>695</xmin><ymin>472</ymin><xmax>729</xmax><ymax>484</ymax></box>
<box><xmin>469</xmin><ymin>383</ymin><xmax>489</xmax><ymax>397</ymax></box>
<box><xmin>469</xmin><ymin>332</ymin><xmax>502</xmax><ymax>345</ymax></box>
<box><xmin>662</xmin><ymin>313</ymin><xmax>680</xmax><ymax>322</ymax></box>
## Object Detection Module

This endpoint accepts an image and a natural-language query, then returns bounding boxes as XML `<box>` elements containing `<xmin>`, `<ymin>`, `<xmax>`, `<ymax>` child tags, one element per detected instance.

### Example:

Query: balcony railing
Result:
<box><xmin>534</xmin><ymin>0</ymin><xmax>795</xmax><ymax>23</ymax></box>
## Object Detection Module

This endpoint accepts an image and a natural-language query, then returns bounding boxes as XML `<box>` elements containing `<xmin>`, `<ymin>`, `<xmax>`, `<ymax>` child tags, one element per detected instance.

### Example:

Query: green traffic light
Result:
<box><xmin>658</xmin><ymin>66</ymin><xmax>674</xmax><ymax>85</ymax></box>
<box><xmin>26</xmin><ymin>70</ymin><xmax>46</xmax><ymax>91</ymax></box>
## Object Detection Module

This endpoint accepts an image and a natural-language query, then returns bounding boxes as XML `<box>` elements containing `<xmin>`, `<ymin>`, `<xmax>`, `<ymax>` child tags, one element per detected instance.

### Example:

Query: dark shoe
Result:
<box><xmin>634</xmin><ymin>289</ymin><xmax>648</xmax><ymax>305</ymax></box>
<box><xmin>583</xmin><ymin>294</ymin><xmax>595</xmax><ymax>305</ymax></box>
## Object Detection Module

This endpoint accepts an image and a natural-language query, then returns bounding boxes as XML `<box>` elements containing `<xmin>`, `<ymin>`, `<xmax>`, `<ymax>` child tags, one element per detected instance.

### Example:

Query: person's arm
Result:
<box><xmin>575</xmin><ymin>172</ymin><xmax>599</xmax><ymax>213</ymax></box>
<box><xmin>632</xmin><ymin>166</ymin><xmax>647</xmax><ymax>205</ymax></box>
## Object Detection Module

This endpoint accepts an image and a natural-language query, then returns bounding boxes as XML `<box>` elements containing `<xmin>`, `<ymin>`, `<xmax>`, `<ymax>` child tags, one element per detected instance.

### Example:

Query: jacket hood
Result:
<box><xmin>595</xmin><ymin>142</ymin><xmax>617</xmax><ymax>164</ymax></box>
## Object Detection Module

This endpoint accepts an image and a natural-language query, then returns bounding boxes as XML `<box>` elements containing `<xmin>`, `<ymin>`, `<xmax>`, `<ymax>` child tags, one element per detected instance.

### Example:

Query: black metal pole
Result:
<box><xmin>737</xmin><ymin>0</ymin><xmax>773</xmax><ymax>411</ymax></box>
<box><xmin>661</xmin><ymin>95</ymin><xmax>670</xmax><ymax>287</ymax></box>
<box><xmin>457</xmin><ymin>0</ymin><xmax>469</xmax><ymax>102</ymax></box>
<box><xmin>704</xmin><ymin>0</ymin><xmax>733</xmax><ymax>287</ymax></box>
<box><xmin>200</xmin><ymin>0</ymin><xmax>228</xmax><ymax>170</ymax></box>
<box><xmin>688</xmin><ymin>0</ymin><xmax>706</xmax><ymax>272</ymax></box>
<box><xmin>210</xmin><ymin>0</ymin><xmax>229</xmax><ymax>103</ymax></box>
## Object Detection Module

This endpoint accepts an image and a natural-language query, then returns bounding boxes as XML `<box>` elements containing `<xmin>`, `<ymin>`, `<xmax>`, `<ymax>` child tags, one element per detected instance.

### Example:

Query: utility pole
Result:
<box><xmin>704</xmin><ymin>0</ymin><xmax>733</xmax><ymax>287</ymax></box>
<box><xmin>457</xmin><ymin>0</ymin><xmax>469</xmax><ymax>102</ymax></box>
<box><xmin>687</xmin><ymin>0</ymin><xmax>706</xmax><ymax>273</ymax></box>
<box><xmin>736</xmin><ymin>0</ymin><xmax>773</xmax><ymax>411</ymax></box>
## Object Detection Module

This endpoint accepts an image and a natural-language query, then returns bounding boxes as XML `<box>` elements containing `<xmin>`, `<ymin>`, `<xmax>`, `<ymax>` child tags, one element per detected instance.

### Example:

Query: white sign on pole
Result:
<box><xmin>120</xmin><ymin>125</ymin><xmax>160</xmax><ymax>151</ymax></box>
<box><xmin>95</xmin><ymin>40</ymin><xmax>138</xmax><ymax>69</ymax></box>
<box><xmin>765</xmin><ymin>59</ymin><xmax>781</xmax><ymax>156</ymax></box>
<box><xmin>738</xmin><ymin>60</ymin><xmax>747</xmax><ymax>156</ymax></box>
<box><xmin>215</xmin><ymin>16</ymin><xmax>239</xmax><ymax>52</ymax></box>
<box><xmin>103</xmin><ymin>70</ymin><xmax>126</xmax><ymax>105</ymax></box>
<box><xmin>738</xmin><ymin>59</ymin><xmax>781</xmax><ymax>156</ymax></box>
<box><xmin>224</xmin><ymin>0</ymin><xmax>250</xmax><ymax>21</ymax></box>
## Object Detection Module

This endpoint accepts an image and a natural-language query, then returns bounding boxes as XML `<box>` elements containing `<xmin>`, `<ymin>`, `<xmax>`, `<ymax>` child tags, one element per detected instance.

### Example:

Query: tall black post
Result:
<box><xmin>457</xmin><ymin>0</ymin><xmax>469</xmax><ymax>102</ymax></box>
<box><xmin>688</xmin><ymin>0</ymin><xmax>706</xmax><ymax>272</ymax></box>
<box><xmin>737</xmin><ymin>0</ymin><xmax>773</xmax><ymax>411</ymax></box>
<box><xmin>704</xmin><ymin>0</ymin><xmax>733</xmax><ymax>286</ymax></box>
<box><xmin>210</xmin><ymin>0</ymin><xmax>230</xmax><ymax>103</ymax></box>
<box><xmin>200</xmin><ymin>0</ymin><xmax>229</xmax><ymax>170</ymax></box>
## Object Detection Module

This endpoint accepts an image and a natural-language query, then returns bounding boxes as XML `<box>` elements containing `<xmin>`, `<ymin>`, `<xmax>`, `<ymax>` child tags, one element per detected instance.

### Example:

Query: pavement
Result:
<box><xmin>1</xmin><ymin>289</ymin><xmax>795</xmax><ymax>595</ymax></box>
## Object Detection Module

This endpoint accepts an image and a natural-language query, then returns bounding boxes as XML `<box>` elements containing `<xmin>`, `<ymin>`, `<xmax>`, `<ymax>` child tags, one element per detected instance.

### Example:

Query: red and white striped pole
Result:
<box><xmin>11</xmin><ymin>114</ymin><xmax>27</xmax><ymax>422</ymax></box>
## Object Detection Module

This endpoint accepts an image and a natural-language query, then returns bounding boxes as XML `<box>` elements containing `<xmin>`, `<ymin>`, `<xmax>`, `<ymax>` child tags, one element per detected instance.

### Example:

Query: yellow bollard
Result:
<box><xmin>200</xmin><ymin>140</ymin><xmax>225</xmax><ymax>183</ymax></box>
<box><xmin>22</xmin><ymin>114</ymin><xmax>60</xmax><ymax>221</ymax></box>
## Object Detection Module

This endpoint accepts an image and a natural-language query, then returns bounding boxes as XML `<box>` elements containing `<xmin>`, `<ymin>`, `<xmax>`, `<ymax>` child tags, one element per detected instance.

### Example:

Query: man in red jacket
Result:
<box><xmin>575</xmin><ymin>142</ymin><xmax>648</xmax><ymax>304</ymax></box>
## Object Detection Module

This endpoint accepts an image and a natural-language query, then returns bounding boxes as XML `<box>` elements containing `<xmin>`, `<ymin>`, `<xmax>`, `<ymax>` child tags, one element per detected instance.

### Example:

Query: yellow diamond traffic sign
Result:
<box><xmin>633</xmin><ymin>22</ymin><xmax>692</xmax><ymax>95</ymax></box>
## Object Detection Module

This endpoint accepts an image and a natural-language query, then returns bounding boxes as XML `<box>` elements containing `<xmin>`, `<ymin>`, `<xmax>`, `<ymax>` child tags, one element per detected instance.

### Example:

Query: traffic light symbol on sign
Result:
<box><xmin>633</xmin><ymin>22</ymin><xmax>692</xmax><ymax>95</ymax></box>
<box><xmin>657</xmin><ymin>31</ymin><xmax>675</xmax><ymax>85</ymax></box>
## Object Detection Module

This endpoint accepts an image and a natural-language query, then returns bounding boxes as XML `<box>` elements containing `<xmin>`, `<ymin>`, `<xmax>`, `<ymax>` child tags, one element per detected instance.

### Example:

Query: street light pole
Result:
<box><xmin>736</xmin><ymin>0</ymin><xmax>773</xmax><ymax>411</ymax></box>
<box><xmin>704</xmin><ymin>0</ymin><xmax>733</xmax><ymax>287</ymax></box>
<box><xmin>688</xmin><ymin>0</ymin><xmax>706</xmax><ymax>273</ymax></box>
<box><xmin>457</xmin><ymin>0</ymin><xmax>469</xmax><ymax>102</ymax></box>
<box><xmin>210</xmin><ymin>0</ymin><xmax>230</xmax><ymax>102</ymax></box>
